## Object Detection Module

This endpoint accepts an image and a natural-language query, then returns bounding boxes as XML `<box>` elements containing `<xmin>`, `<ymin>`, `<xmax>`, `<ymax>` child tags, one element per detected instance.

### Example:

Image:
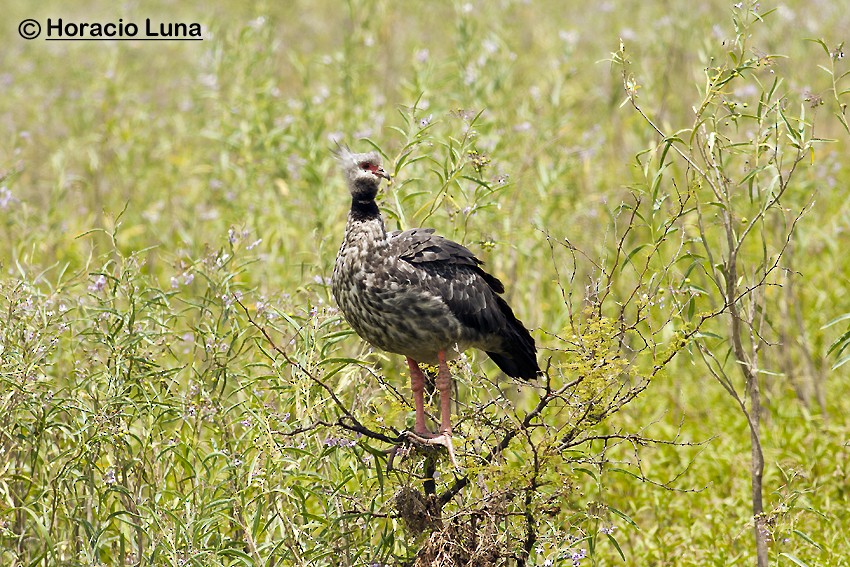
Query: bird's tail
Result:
<box><xmin>487</xmin><ymin>349</ymin><xmax>539</xmax><ymax>380</ymax></box>
<box><xmin>486</xmin><ymin>297</ymin><xmax>540</xmax><ymax>380</ymax></box>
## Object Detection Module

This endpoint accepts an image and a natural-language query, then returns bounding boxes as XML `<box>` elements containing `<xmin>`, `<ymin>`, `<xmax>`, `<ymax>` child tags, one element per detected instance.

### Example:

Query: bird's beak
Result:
<box><xmin>376</xmin><ymin>167</ymin><xmax>391</xmax><ymax>181</ymax></box>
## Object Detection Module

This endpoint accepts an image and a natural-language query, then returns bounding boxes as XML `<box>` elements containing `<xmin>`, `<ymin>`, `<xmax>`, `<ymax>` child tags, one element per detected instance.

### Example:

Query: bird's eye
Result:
<box><xmin>359</xmin><ymin>162</ymin><xmax>370</xmax><ymax>170</ymax></box>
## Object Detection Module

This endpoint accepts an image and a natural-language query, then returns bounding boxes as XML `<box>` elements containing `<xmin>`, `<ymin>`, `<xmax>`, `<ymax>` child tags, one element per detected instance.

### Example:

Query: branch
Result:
<box><xmin>237</xmin><ymin>297</ymin><xmax>403</xmax><ymax>447</ymax></box>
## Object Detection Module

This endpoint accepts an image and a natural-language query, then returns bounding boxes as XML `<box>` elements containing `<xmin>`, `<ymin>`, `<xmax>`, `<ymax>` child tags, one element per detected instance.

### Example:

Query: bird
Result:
<box><xmin>331</xmin><ymin>145</ymin><xmax>539</xmax><ymax>466</ymax></box>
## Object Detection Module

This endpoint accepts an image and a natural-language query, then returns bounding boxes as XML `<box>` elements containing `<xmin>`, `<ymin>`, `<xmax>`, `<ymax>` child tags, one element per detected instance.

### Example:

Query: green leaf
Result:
<box><xmin>319</xmin><ymin>356</ymin><xmax>368</xmax><ymax>365</ymax></box>
<box><xmin>694</xmin><ymin>331</ymin><xmax>724</xmax><ymax>340</ymax></box>
<box><xmin>608</xmin><ymin>505</ymin><xmax>640</xmax><ymax>530</ymax></box>
<box><xmin>574</xmin><ymin>467</ymin><xmax>598</xmax><ymax>482</ymax></box>
<box><xmin>793</xmin><ymin>529</ymin><xmax>823</xmax><ymax>550</ymax></box>
<box><xmin>832</xmin><ymin>352</ymin><xmax>850</xmax><ymax>370</ymax></box>
<box><xmin>623</xmin><ymin>244</ymin><xmax>649</xmax><ymax>271</ymax></box>
<box><xmin>608</xmin><ymin>466</ymin><xmax>643</xmax><ymax>482</ymax></box>
<box><xmin>217</xmin><ymin>548</ymin><xmax>254</xmax><ymax>564</ymax></box>
<box><xmin>650</xmin><ymin>161</ymin><xmax>669</xmax><ymax>202</ymax></box>
<box><xmin>779</xmin><ymin>552</ymin><xmax>810</xmax><ymax>567</ymax></box>
<box><xmin>821</xmin><ymin>312</ymin><xmax>850</xmax><ymax>328</ymax></box>
<box><xmin>825</xmin><ymin>328</ymin><xmax>850</xmax><ymax>356</ymax></box>
<box><xmin>805</xmin><ymin>38</ymin><xmax>831</xmax><ymax>57</ymax></box>
<box><xmin>606</xmin><ymin>533</ymin><xmax>626</xmax><ymax>561</ymax></box>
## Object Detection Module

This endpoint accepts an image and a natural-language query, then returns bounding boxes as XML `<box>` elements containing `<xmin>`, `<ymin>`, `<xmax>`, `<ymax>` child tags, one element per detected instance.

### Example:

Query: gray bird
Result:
<box><xmin>331</xmin><ymin>145</ymin><xmax>539</xmax><ymax>464</ymax></box>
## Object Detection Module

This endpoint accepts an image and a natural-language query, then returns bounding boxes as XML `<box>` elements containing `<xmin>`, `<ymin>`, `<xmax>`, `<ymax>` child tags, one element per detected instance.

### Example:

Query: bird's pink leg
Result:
<box><xmin>436</xmin><ymin>351</ymin><xmax>453</xmax><ymax>435</ymax></box>
<box><xmin>403</xmin><ymin>354</ymin><xmax>459</xmax><ymax>469</ymax></box>
<box><xmin>406</xmin><ymin>357</ymin><xmax>429</xmax><ymax>436</ymax></box>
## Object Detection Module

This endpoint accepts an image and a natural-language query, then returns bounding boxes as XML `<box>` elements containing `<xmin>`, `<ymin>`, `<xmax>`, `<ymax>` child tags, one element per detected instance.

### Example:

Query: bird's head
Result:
<box><xmin>333</xmin><ymin>144</ymin><xmax>390</xmax><ymax>202</ymax></box>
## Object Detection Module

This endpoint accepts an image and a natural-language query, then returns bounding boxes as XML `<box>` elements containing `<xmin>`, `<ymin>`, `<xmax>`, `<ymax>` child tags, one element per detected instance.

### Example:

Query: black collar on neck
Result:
<box><xmin>350</xmin><ymin>198</ymin><xmax>380</xmax><ymax>221</ymax></box>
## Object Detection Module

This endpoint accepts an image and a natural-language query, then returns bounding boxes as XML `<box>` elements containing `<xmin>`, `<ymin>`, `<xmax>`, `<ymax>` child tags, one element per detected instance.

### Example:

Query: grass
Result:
<box><xmin>1</xmin><ymin>0</ymin><xmax>849</xmax><ymax>565</ymax></box>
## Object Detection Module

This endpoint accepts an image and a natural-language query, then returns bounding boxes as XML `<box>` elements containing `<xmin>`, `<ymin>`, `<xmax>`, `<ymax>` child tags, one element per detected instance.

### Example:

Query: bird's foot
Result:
<box><xmin>404</xmin><ymin>430</ymin><xmax>459</xmax><ymax>470</ymax></box>
<box><xmin>387</xmin><ymin>431</ymin><xmax>459</xmax><ymax>471</ymax></box>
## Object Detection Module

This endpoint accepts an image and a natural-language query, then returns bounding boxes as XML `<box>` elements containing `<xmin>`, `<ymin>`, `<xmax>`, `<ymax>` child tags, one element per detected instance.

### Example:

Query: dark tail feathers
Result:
<box><xmin>486</xmin><ymin>306</ymin><xmax>540</xmax><ymax>380</ymax></box>
<box><xmin>487</xmin><ymin>349</ymin><xmax>539</xmax><ymax>380</ymax></box>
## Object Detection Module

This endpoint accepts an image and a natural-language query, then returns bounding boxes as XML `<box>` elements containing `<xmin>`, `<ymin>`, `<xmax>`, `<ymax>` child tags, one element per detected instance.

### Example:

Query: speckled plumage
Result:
<box><xmin>331</xmin><ymin>147</ymin><xmax>539</xmax><ymax>379</ymax></box>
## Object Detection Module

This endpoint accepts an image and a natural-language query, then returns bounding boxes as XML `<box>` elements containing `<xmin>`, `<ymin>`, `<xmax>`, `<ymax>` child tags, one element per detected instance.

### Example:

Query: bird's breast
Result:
<box><xmin>332</xmin><ymin>243</ymin><xmax>471</xmax><ymax>362</ymax></box>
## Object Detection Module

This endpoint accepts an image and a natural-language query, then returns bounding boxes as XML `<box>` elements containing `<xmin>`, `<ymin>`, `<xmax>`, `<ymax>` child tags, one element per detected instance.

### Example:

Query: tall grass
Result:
<box><xmin>1</xmin><ymin>0</ymin><xmax>849</xmax><ymax>565</ymax></box>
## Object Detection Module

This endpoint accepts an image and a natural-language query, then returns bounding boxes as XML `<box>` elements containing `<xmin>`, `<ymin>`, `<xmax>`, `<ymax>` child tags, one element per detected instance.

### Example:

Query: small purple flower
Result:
<box><xmin>559</xmin><ymin>30</ymin><xmax>579</xmax><ymax>45</ymax></box>
<box><xmin>571</xmin><ymin>549</ymin><xmax>587</xmax><ymax>566</ymax></box>
<box><xmin>222</xmin><ymin>291</ymin><xmax>242</xmax><ymax>308</ymax></box>
<box><xmin>20</xmin><ymin>296</ymin><xmax>34</xmax><ymax>312</ymax></box>
<box><xmin>89</xmin><ymin>275</ymin><xmax>107</xmax><ymax>292</ymax></box>
<box><xmin>0</xmin><ymin>186</ymin><xmax>14</xmax><ymax>209</ymax></box>
<box><xmin>287</xmin><ymin>153</ymin><xmax>307</xmax><ymax>179</ymax></box>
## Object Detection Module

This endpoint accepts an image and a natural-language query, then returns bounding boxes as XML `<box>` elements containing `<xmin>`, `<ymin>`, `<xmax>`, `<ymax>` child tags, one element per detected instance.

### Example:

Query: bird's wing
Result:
<box><xmin>388</xmin><ymin>227</ymin><xmax>539</xmax><ymax>378</ymax></box>
<box><xmin>388</xmin><ymin>227</ymin><xmax>506</xmax><ymax>330</ymax></box>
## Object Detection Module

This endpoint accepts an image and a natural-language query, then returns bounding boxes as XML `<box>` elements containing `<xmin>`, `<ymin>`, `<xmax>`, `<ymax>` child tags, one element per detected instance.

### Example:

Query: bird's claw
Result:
<box><xmin>400</xmin><ymin>430</ymin><xmax>459</xmax><ymax>470</ymax></box>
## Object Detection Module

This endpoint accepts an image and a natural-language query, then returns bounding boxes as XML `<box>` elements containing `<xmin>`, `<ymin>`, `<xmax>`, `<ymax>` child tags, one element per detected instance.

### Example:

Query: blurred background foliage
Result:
<box><xmin>0</xmin><ymin>0</ymin><xmax>849</xmax><ymax>565</ymax></box>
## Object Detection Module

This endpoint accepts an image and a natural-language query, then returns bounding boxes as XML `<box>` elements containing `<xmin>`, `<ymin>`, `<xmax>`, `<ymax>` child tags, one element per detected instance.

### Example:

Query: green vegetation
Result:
<box><xmin>1</xmin><ymin>0</ymin><xmax>849</xmax><ymax>565</ymax></box>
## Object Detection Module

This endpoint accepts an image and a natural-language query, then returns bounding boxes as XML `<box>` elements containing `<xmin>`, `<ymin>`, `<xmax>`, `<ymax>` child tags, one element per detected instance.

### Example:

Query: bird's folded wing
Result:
<box><xmin>388</xmin><ymin>228</ymin><xmax>507</xmax><ymax>330</ymax></box>
<box><xmin>393</xmin><ymin>229</ymin><xmax>499</xmax><ymax>278</ymax></box>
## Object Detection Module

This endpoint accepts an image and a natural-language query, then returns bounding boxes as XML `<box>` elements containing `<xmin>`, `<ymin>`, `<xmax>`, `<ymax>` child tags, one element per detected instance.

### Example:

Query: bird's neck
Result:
<box><xmin>350</xmin><ymin>198</ymin><xmax>381</xmax><ymax>222</ymax></box>
<box><xmin>346</xmin><ymin>198</ymin><xmax>386</xmax><ymax>242</ymax></box>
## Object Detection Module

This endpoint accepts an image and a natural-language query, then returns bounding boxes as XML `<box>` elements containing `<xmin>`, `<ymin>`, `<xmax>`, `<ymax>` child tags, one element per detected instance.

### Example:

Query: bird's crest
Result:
<box><xmin>331</xmin><ymin>141</ymin><xmax>355</xmax><ymax>163</ymax></box>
